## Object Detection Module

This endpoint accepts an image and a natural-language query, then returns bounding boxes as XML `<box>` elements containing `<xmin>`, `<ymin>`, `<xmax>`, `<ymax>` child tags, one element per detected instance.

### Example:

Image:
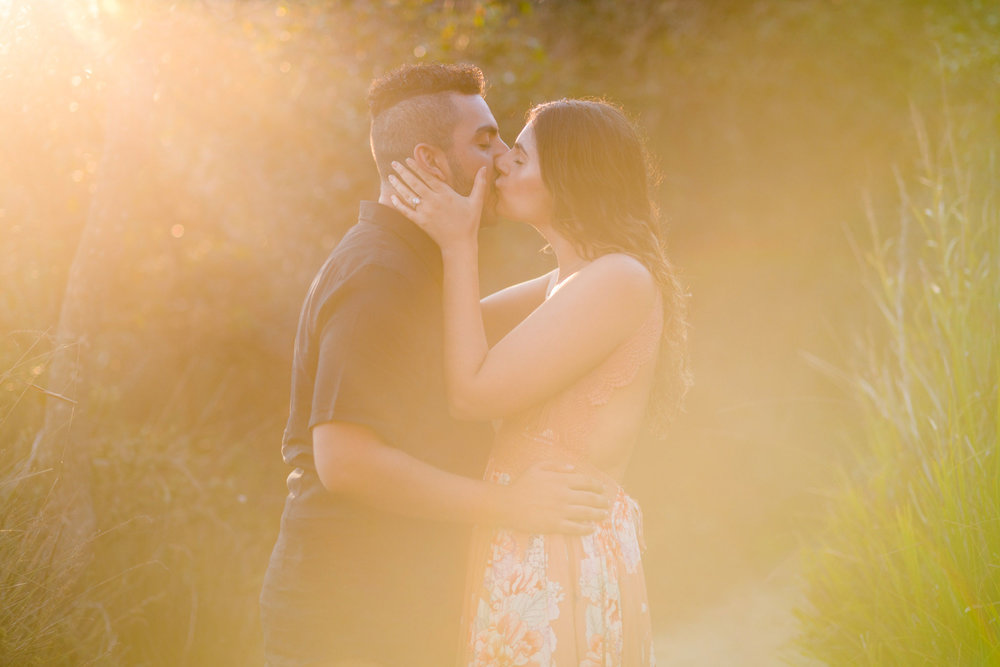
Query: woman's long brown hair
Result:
<box><xmin>529</xmin><ymin>98</ymin><xmax>692</xmax><ymax>436</ymax></box>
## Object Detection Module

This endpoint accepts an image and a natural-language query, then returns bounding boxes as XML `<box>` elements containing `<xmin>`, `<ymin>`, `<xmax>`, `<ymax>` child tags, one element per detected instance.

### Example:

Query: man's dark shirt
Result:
<box><xmin>260</xmin><ymin>202</ymin><xmax>491</xmax><ymax>666</ymax></box>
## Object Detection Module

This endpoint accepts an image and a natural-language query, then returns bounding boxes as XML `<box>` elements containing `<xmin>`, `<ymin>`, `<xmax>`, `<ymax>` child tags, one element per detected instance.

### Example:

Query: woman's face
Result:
<box><xmin>494</xmin><ymin>123</ymin><xmax>555</xmax><ymax>227</ymax></box>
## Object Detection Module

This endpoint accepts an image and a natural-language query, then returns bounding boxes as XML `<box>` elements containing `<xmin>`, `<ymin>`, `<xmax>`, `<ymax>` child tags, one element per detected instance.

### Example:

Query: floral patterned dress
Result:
<box><xmin>460</xmin><ymin>300</ymin><xmax>662</xmax><ymax>667</ymax></box>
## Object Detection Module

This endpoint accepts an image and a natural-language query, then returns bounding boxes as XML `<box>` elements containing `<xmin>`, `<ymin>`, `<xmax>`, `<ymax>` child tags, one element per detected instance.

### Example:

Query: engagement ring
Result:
<box><xmin>411</xmin><ymin>197</ymin><xmax>420</xmax><ymax>207</ymax></box>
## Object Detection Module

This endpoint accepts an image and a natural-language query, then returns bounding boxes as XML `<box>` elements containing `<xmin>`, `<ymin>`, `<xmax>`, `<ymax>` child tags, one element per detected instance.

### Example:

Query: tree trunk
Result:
<box><xmin>29</xmin><ymin>37</ymin><xmax>158</xmax><ymax>567</ymax></box>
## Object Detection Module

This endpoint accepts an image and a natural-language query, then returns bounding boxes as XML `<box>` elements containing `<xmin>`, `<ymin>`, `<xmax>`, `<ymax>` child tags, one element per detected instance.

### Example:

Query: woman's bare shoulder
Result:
<box><xmin>577</xmin><ymin>253</ymin><xmax>657</xmax><ymax>306</ymax></box>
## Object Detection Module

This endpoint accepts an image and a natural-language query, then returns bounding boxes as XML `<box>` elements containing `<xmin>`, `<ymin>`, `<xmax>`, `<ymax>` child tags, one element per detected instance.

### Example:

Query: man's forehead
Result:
<box><xmin>449</xmin><ymin>93</ymin><xmax>498</xmax><ymax>134</ymax></box>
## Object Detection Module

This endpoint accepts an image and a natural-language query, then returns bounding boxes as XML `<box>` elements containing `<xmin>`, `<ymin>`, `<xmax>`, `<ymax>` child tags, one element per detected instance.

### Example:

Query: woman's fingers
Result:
<box><xmin>387</xmin><ymin>174</ymin><xmax>418</xmax><ymax>207</ymax></box>
<box><xmin>566</xmin><ymin>503</ymin><xmax>607</xmax><ymax>523</ymax></box>
<box><xmin>389</xmin><ymin>194</ymin><xmax>422</xmax><ymax>223</ymax></box>
<box><xmin>468</xmin><ymin>167</ymin><xmax>488</xmax><ymax>208</ymax></box>
<box><xmin>567</xmin><ymin>473</ymin><xmax>606</xmax><ymax>497</ymax></box>
<box><xmin>570</xmin><ymin>490</ymin><xmax>610</xmax><ymax>513</ymax></box>
<box><xmin>532</xmin><ymin>461</ymin><xmax>609</xmax><ymax>505</ymax></box>
<box><xmin>536</xmin><ymin>462</ymin><xmax>600</xmax><ymax>491</ymax></box>
<box><xmin>391</xmin><ymin>160</ymin><xmax>432</xmax><ymax>196</ymax></box>
<box><xmin>388</xmin><ymin>193</ymin><xmax>408</xmax><ymax>215</ymax></box>
<box><xmin>404</xmin><ymin>157</ymin><xmax>443</xmax><ymax>191</ymax></box>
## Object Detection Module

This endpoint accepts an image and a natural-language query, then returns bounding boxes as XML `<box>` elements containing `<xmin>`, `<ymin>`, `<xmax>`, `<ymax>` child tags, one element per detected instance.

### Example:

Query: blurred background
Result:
<box><xmin>2</xmin><ymin>0</ymin><xmax>997</xmax><ymax>664</ymax></box>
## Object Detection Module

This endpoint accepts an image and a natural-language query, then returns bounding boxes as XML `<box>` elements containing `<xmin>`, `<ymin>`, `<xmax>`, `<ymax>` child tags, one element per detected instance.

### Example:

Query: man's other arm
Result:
<box><xmin>481</xmin><ymin>269</ymin><xmax>555</xmax><ymax>346</ymax></box>
<box><xmin>313</xmin><ymin>420</ymin><xmax>608</xmax><ymax>535</ymax></box>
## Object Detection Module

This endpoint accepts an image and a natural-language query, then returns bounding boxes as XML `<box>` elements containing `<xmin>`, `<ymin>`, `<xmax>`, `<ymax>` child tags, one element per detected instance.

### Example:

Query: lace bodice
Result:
<box><xmin>492</xmin><ymin>297</ymin><xmax>664</xmax><ymax>473</ymax></box>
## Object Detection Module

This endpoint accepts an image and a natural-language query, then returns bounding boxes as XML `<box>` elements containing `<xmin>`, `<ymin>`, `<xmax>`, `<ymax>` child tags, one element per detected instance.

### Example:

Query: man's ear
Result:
<box><xmin>413</xmin><ymin>143</ymin><xmax>451</xmax><ymax>182</ymax></box>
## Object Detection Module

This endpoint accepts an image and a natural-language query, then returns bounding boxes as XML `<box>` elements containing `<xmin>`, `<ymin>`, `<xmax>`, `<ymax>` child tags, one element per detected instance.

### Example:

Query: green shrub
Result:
<box><xmin>796</xmin><ymin>115</ymin><xmax>1000</xmax><ymax>663</ymax></box>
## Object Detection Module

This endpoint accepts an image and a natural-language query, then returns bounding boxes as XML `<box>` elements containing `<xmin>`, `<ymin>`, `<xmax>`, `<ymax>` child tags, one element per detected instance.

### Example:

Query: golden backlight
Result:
<box><xmin>2</xmin><ymin>1</ymin><xmax>996</xmax><ymax>665</ymax></box>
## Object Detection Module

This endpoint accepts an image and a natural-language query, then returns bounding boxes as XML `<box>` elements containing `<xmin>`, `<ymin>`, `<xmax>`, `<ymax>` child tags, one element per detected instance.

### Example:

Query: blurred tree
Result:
<box><xmin>28</xmin><ymin>7</ymin><xmax>176</xmax><ymax>602</ymax></box>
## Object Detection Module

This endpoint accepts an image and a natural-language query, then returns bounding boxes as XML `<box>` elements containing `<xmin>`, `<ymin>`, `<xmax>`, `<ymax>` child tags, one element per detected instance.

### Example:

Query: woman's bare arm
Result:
<box><xmin>441</xmin><ymin>247</ymin><xmax>656</xmax><ymax>420</ymax></box>
<box><xmin>388</xmin><ymin>160</ymin><xmax>656</xmax><ymax>420</ymax></box>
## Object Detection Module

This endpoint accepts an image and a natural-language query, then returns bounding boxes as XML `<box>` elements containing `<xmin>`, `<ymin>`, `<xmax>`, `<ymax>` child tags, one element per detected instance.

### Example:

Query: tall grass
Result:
<box><xmin>0</xmin><ymin>466</ymin><xmax>106</xmax><ymax>665</ymax></box>
<box><xmin>0</xmin><ymin>339</ymin><xmax>283</xmax><ymax>665</ymax></box>
<box><xmin>0</xmin><ymin>335</ymin><xmax>106</xmax><ymax>664</ymax></box>
<box><xmin>796</xmin><ymin>111</ymin><xmax>1000</xmax><ymax>663</ymax></box>
<box><xmin>1</xmin><ymin>426</ymin><xmax>281</xmax><ymax>665</ymax></box>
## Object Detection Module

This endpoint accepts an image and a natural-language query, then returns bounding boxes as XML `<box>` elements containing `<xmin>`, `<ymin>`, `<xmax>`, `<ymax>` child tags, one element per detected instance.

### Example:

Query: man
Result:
<box><xmin>260</xmin><ymin>63</ymin><xmax>609</xmax><ymax>667</ymax></box>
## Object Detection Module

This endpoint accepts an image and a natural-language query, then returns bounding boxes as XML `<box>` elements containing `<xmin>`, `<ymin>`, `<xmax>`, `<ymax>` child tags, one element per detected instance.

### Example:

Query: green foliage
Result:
<box><xmin>796</xmin><ymin>115</ymin><xmax>1000</xmax><ymax>663</ymax></box>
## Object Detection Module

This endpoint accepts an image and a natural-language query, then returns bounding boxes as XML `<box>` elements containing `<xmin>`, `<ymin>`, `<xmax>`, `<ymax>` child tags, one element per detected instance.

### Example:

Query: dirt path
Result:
<box><xmin>654</xmin><ymin>561</ymin><xmax>822</xmax><ymax>666</ymax></box>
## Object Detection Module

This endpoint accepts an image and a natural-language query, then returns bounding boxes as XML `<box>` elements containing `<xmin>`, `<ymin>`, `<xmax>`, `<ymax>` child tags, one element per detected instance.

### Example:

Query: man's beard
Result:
<box><xmin>447</xmin><ymin>156</ymin><xmax>476</xmax><ymax>197</ymax></box>
<box><xmin>447</xmin><ymin>156</ymin><xmax>498</xmax><ymax>226</ymax></box>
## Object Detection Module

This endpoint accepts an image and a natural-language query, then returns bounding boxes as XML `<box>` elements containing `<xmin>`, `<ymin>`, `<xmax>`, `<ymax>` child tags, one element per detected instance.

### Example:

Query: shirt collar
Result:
<box><xmin>358</xmin><ymin>201</ymin><xmax>442</xmax><ymax>280</ymax></box>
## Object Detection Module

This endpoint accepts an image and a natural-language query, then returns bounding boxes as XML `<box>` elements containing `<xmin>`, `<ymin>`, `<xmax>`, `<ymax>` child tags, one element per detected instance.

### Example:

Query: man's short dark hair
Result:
<box><xmin>367</xmin><ymin>63</ymin><xmax>486</xmax><ymax>182</ymax></box>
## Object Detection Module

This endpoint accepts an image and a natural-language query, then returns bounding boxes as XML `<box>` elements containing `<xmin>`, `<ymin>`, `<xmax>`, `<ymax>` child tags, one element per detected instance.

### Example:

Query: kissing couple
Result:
<box><xmin>260</xmin><ymin>62</ymin><xmax>689</xmax><ymax>667</ymax></box>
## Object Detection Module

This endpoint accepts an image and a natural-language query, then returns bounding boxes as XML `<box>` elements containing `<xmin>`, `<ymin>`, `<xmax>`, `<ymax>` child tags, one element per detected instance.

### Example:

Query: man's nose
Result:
<box><xmin>494</xmin><ymin>154</ymin><xmax>508</xmax><ymax>175</ymax></box>
<box><xmin>494</xmin><ymin>147</ymin><xmax>511</xmax><ymax>174</ymax></box>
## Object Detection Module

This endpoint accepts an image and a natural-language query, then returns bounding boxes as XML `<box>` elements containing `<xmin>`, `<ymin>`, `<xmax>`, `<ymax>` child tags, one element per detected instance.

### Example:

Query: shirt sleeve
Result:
<box><xmin>308</xmin><ymin>264</ymin><xmax>425</xmax><ymax>440</ymax></box>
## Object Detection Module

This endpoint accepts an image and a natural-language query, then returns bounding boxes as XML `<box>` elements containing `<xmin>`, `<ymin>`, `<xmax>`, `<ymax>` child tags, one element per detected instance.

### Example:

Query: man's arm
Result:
<box><xmin>313</xmin><ymin>420</ymin><xmax>609</xmax><ymax>534</ymax></box>
<box><xmin>481</xmin><ymin>269</ymin><xmax>555</xmax><ymax>346</ymax></box>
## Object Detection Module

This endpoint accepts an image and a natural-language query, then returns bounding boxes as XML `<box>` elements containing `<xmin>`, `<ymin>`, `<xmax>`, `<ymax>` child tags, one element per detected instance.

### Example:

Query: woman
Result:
<box><xmin>389</xmin><ymin>99</ymin><xmax>690</xmax><ymax>666</ymax></box>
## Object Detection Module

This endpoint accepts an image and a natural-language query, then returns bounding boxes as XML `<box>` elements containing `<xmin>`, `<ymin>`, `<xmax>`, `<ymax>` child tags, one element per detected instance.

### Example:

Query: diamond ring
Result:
<box><xmin>411</xmin><ymin>197</ymin><xmax>420</xmax><ymax>207</ymax></box>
